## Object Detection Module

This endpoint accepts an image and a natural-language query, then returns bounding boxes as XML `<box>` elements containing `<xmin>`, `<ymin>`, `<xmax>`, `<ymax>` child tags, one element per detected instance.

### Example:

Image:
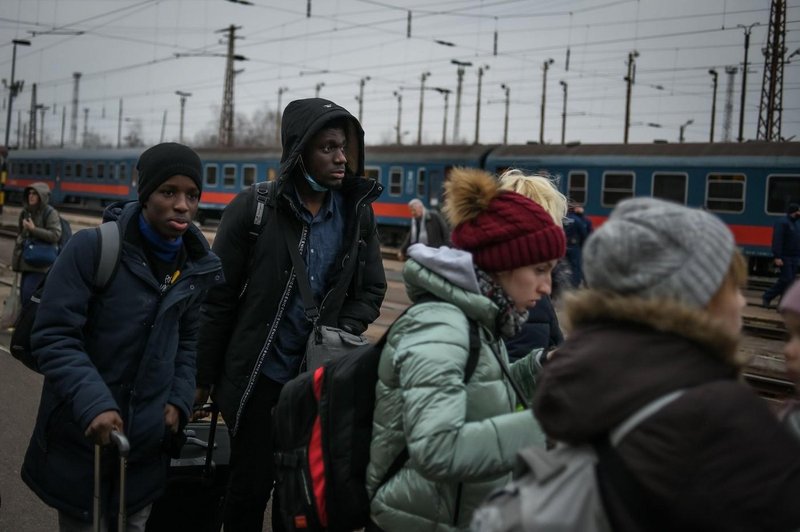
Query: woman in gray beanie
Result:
<box><xmin>532</xmin><ymin>197</ymin><xmax>800</xmax><ymax>531</ymax></box>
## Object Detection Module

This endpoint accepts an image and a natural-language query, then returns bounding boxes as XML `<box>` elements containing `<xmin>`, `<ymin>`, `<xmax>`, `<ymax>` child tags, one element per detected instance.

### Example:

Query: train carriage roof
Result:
<box><xmin>488</xmin><ymin>142</ymin><xmax>800</xmax><ymax>158</ymax></box>
<box><xmin>364</xmin><ymin>144</ymin><xmax>496</xmax><ymax>163</ymax></box>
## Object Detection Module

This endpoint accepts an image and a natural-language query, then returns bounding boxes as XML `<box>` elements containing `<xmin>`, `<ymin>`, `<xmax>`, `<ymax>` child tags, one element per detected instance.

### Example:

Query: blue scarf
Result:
<box><xmin>138</xmin><ymin>213</ymin><xmax>182</xmax><ymax>263</ymax></box>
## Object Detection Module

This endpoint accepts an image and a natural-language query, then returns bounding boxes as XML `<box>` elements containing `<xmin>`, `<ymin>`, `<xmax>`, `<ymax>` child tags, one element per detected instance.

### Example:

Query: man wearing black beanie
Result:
<box><xmin>21</xmin><ymin>142</ymin><xmax>223</xmax><ymax>530</ymax></box>
<box><xmin>196</xmin><ymin>99</ymin><xmax>387</xmax><ymax>531</ymax></box>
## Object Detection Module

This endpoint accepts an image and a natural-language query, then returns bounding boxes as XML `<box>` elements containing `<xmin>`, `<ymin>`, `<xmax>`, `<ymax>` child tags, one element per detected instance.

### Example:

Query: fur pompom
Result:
<box><xmin>443</xmin><ymin>167</ymin><xmax>499</xmax><ymax>227</ymax></box>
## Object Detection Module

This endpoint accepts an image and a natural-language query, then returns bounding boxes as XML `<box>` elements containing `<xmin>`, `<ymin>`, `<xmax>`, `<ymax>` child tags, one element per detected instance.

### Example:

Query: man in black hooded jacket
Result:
<box><xmin>195</xmin><ymin>99</ymin><xmax>386</xmax><ymax>531</ymax></box>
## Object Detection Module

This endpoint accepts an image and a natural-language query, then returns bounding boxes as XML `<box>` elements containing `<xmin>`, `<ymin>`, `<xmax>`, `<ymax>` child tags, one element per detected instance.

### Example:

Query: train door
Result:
<box><xmin>428</xmin><ymin>168</ymin><xmax>444</xmax><ymax>209</ymax></box>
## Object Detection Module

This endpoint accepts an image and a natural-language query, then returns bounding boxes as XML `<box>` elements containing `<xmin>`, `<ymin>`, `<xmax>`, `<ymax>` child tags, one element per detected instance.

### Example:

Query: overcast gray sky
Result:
<box><xmin>1</xmin><ymin>0</ymin><xmax>798</xmax><ymax>148</ymax></box>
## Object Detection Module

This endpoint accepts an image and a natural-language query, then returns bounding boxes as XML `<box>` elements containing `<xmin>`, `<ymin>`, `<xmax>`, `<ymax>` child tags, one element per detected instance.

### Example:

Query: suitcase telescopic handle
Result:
<box><xmin>94</xmin><ymin>431</ymin><xmax>130</xmax><ymax>532</ymax></box>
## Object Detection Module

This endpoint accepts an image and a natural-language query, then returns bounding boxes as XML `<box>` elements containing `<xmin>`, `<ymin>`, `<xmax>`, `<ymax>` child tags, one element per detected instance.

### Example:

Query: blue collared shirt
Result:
<box><xmin>262</xmin><ymin>186</ymin><xmax>345</xmax><ymax>382</ymax></box>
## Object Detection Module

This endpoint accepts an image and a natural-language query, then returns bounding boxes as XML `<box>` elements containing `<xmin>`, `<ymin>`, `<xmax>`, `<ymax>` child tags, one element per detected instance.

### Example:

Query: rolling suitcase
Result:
<box><xmin>94</xmin><ymin>431</ymin><xmax>130</xmax><ymax>532</ymax></box>
<box><xmin>145</xmin><ymin>404</ymin><xmax>230</xmax><ymax>532</ymax></box>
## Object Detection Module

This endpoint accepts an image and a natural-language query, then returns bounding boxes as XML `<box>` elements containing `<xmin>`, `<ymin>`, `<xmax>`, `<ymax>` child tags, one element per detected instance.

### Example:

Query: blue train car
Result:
<box><xmin>485</xmin><ymin>143</ymin><xmax>800</xmax><ymax>269</ymax></box>
<box><xmin>364</xmin><ymin>144</ymin><xmax>493</xmax><ymax>244</ymax></box>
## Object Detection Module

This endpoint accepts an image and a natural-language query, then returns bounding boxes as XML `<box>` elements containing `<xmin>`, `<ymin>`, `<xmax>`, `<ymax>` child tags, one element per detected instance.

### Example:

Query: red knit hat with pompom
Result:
<box><xmin>445</xmin><ymin>168</ymin><xmax>566</xmax><ymax>272</ymax></box>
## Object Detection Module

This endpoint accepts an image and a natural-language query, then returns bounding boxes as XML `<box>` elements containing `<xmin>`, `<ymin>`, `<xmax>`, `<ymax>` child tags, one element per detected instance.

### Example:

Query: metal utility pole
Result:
<box><xmin>315</xmin><ymin>82</ymin><xmax>325</xmax><ymax>98</ymax></box>
<box><xmin>28</xmin><ymin>83</ymin><xmax>38</xmax><ymax>149</ymax></box>
<box><xmin>757</xmin><ymin>0</ymin><xmax>786</xmax><ymax>141</ymax></box>
<box><xmin>559</xmin><ymin>80</ymin><xmax>568</xmax><ymax>145</ymax></box>
<box><xmin>356</xmin><ymin>77</ymin><xmax>370</xmax><ymax>123</ymax></box>
<box><xmin>70</xmin><ymin>72</ymin><xmax>81</xmax><ymax>146</ymax></box>
<box><xmin>501</xmin><ymin>84</ymin><xmax>510</xmax><ymax>144</ymax></box>
<box><xmin>117</xmin><ymin>99</ymin><xmax>123</xmax><ymax>148</ymax></box>
<box><xmin>623</xmin><ymin>51</ymin><xmax>639</xmax><ymax>144</ymax></box>
<box><xmin>723</xmin><ymin>66</ymin><xmax>738</xmax><ymax>142</ymax></box>
<box><xmin>737</xmin><ymin>23</ymin><xmax>759</xmax><ymax>142</ymax></box>
<box><xmin>708</xmin><ymin>69</ymin><xmax>718</xmax><ymax>142</ymax></box>
<box><xmin>60</xmin><ymin>106</ymin><xmax>66</xmax><ymax>148</ymax></box>
<box><xmin>276</xmin><ymin>86</ymin><xmax>288</xmax><ymax>145</ymax></box>
<box><xmin>474</xmin><ymin>65</ymin><xmax>489</xmax><ymax>144</ymax></box>
<box><xmin>38</xmin><ymin>105</ymin><xmax>48</xmax><ymax>148</ymax></box>
<box><xmin>82</xmin><ymin>107</ymin><xmax>89</xmax><ymax>147</ymax></box>
<box><xmin>218</xmin><ymin>25</ymin><xmax>242</xmax><ymax>147</ymax></box>
<box><xmin>3</xmin><ymin>38</ymin><xmax>30</xmax><ymax>148</ymax></box>
<box><xmin>417</xmin><ymin>71</ymin><xmax>430</xmax><ymax>145</ymax></box>
<box><xmin>451</xmin><ymin>59</ymin><xmax>472</xmax><ymax>143</ymax></box>
<box><xmin>679</xmin><ymin>119</ymin><xmax>694</xmax><ymax>143</ymax></box>
<box><xmin>175</xmin><ymin>91</ymin><xmax>191</xmax><ymax>143</ymax></box>
<box><xmin>393</xmin><ymin>90</ymin><xmax>402</xmax><ymax>145</ymax></box>
<box><xmin>540</xmin><ymin>59</ymin><xmax>554</xmax><ymax>143</ymax></box>
<box><xmin>160</xmin><ymin>110</ymin><xmax>167</xmax><ymax>143</ymax></box>
<box><xmin>434</xmin><ymin>88</ymin><xmax>451</xmax><ymax>145</ymax></box>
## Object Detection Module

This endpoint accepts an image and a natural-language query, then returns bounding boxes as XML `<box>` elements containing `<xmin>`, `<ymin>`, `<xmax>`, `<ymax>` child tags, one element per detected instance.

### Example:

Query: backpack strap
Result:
<box><xmin>94</xmin><ymin>221</ymin><xmax>121</xmax><ymax>290</ymax></box>
<box><xmin>249</xmin><ymin>180</ymin><xmax>277</xmax><ymax>242</ymax></box>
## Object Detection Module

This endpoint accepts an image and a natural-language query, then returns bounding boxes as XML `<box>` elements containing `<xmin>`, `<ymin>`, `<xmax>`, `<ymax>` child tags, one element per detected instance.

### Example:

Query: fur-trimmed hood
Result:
<box><xmin>533</xmin><ymin>289</ymin><xmax>745</xmax><ymax>443</ymax></box>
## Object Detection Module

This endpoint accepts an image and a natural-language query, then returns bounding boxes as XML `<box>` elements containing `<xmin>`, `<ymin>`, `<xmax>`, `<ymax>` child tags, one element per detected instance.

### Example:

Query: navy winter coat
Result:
<box><xmin>772</xmin><ymin>214</ymin><xmax>800</xmax><ymax>259</ymax></box>
<box><xmin>22</xmin><ymin>202</ymin><xmax>223</xmax><ymax>521</ymax></box>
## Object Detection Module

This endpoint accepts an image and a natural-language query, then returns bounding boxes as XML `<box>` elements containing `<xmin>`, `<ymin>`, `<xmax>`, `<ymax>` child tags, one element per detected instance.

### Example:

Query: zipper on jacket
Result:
<box><xmin>233</xmin><ymin>222</ymin><xmax>309</xmax><ymax>436</ymax></box>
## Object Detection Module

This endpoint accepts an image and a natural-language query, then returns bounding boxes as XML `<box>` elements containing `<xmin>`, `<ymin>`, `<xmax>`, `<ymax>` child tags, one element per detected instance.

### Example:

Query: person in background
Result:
<box><xmin>195</xmin><ymin>98</ymin><xmax>386</xmax><ymax>532</ymax></box>
<box><xmin>12</xmin><ymin>182</ymin><xmax>62</xmax><ymax>304</ymax></box>
<box><xmin>763</xmin><ymin>202</ymin><xmax>800</xmax><ymax>309</ymax></box>
<box><xmin>366</xmin><ymin>167</ymin><xmax>566</xmax><ymax>531</ymax></box>
<box><xmin>498</xmin><ymin>169</ymin><xmax>567</xmax><ymax>362</ymax></box>
<box><xmin>22</xmin><ymin>143</ymin><xmax>222</xmax><ymax>531</ymax></box>
<box><xmin>778</xmin><ymin>280</ymin><xmax>800</xmax><ymax>441</ymax></box>
<box><xmin>563</xmin><ymin>202</ymin><xmax>590</xmax><ymax>288</ymax></box>
<box><xmin>398</xmin><ymin>198</ymin><xmax>450</xmax><ymax>260</ymax></box>
<box><xmin>533</xmin><ymin>197</ymin><xmax>800</xmax><ymax>531</ymax></box>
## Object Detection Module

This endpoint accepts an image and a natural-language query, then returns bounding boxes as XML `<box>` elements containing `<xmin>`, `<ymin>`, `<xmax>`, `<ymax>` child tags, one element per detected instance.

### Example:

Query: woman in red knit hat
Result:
<box><xmin>365</xmin><ymin>168</ymin><xmax>566</xmax><ymax>531</ymax></box>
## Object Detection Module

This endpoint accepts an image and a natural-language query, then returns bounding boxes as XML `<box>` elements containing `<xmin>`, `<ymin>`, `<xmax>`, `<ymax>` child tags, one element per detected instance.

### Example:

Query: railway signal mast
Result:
<box><xmin>722</xmin><ymin>66</ymin><xmax>738</xmax><ymax>142</ymax></box>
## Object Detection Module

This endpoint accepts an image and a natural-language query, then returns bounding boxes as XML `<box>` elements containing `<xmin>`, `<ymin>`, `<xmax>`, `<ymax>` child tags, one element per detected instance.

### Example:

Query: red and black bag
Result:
<box><xmin>273</xmin><ymin>303</ymin><xmax>480</xmax><ymax>532</ymax></box>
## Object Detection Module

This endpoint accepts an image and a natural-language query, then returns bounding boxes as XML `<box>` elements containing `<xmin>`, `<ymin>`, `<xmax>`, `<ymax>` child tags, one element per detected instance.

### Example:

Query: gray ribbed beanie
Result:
<box><xmin>583</xmin><ymin>197</ymin><xmax>735</xmax><ymax>308</ymax></box>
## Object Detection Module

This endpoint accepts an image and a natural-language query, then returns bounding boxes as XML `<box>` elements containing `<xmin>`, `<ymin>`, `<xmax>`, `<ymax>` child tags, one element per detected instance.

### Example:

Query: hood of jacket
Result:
<box><xmin>278</xmin><ymin>98</ymin><xmax>365</xmax><ymax>182</ymax></box>
<box><xmin>533</xmin><ymin>289</ymin><xmax>745</xmax><ymax>444</ymax></box>
<box><xmin>24</xmin><ymin>182</ymin><xmax>52</xmax><ymax>210</ymax></box>
<box><xmin>404</xmin><ymin>244</ymin><xmax>499</xmax><ymax>331</ymax></box>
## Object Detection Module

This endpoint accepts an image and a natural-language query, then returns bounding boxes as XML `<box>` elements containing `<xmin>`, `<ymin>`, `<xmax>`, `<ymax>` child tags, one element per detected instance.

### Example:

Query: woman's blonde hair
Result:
<box><xmin>497</xmin><ymin>169</ymin><xmax>567</xmax><ymax>227</ymax></box>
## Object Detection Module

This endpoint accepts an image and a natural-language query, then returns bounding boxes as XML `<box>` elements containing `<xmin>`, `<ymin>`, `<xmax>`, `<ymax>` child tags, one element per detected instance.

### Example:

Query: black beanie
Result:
<box><xmin>136</xmin><ymin>143</ymin><xmax>203</xmax><ymax>204</ymax></box>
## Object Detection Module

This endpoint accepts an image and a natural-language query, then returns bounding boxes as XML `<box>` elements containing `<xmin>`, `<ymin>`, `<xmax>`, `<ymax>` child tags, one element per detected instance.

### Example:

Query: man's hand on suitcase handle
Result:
<box><xmin>86</xmin><ymin>410</ymin><xmax>124</xmax><ymax>446</ymax></box>
<box><xmin>192</xmin><ymin>386</ymin><xmax>211</xmax><ymax>421</ymax></box>
<box><xmin>164</xmin><ymin>403</ymin><xmax>180</xmax><ymax>433</ymax></box>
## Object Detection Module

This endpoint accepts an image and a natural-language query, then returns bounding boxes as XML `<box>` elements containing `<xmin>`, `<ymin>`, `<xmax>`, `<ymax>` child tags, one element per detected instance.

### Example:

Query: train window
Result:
<box><xmin>64</xmin><ymin>163</ymin><xmax>73</xmax><ymax>178</ymax></box>
<box><xmin>11</xmin><ymin>163</ymin><xmax>19</xmax><ymax>175</ymax></box>
<box><xmin>652</xmin><ymin>173</ymin><xmax>687</xmax><ymax>204</ymax></box>
<box><xmin>119</xmin><ymin>163</ymin><xmax>127</xmax><ymax>182</ymax></box>
<box><xmin>44</xmin><ymin>163</ymin><xmax>50</xmax><ymax>176</ymax></box>
<box><xmin>35</xmin><ymin>163</ymin><xmax>42</xmax><ymax>176</ymax></box>
<box><xmin>223</xmin><ymin>165</ymin><xmax>237</xmax><ymax>188</ymax></box>
<box><xmin>85</xmin><ymin>163</ymin><xmax>95</xmax><ymax>179</ymax></box>
<box><xmin>568</xmin><ymin>171</ymin><xmax>587</xmax><ymax>204</ymax></box>
<box><xmin>365</xmin><ymin>167</ymin><xmax>380</xmax><ymax>185</ymax></box>
<box><xmin>97</xmin><ymin>163</ymin><xmax>105</xmax><ymax>179</ymax></box>
<box><xmin>389</xmin><ymin>167</ymin><xmax>403</xmax><ymax>196</ymax></box>
<box><xmin>75</xmin><ymin>163</ymin><xmax>83</xmax><ymax>178</ymax></box>
<box><xmin>205</xmin><ymin>165</ymin><xmax>218</xmax><ymax>187</ymax></box>
<box><xmin>766</xmin><ymin>175</ymin><xmax>800</xmax><ymax>214</ymax></box>
<box><xmin>27</xmin><ymin>162</ymin><xmax>33</xmax><ymax>175</ymax></box>
<box><xmin>242</xmin><ymin>165</ymin><xmax>256</xmax><ymax>187</ymax></box>
<box><xmin>601</xmin><ymin>172</ymin><xmax>634</xmax><ymax>207</ymax></box>
<box><xmin>706</xmin><ymin>173</ymin><xmax>745</xmax><ymax>213</ymax></box>
<box><xmin>417</xmin><ymin>168</ymin><xmax>427</xmax><ymax>198</ymax></box>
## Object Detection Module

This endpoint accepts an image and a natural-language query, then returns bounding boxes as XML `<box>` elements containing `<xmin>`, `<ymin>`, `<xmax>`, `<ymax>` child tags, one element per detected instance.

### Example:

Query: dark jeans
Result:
<box><xmin>764</xmin><ymin>257</ymin><xmax>799</xmax><ymax>304</ymax></box>
<box><xmin>223</xmin><ymin>374</ymin><xmax>285</xmax><ymax>532</ymax></box>
<box><xmin>566</xmin><ymin>246</ymin><xmax>583</xmax><ymax>288</ymax></box>
<box><xmin>21</xmin><ymin>271</ymin><xmax>46</xmax><ymax>305</ymax></box>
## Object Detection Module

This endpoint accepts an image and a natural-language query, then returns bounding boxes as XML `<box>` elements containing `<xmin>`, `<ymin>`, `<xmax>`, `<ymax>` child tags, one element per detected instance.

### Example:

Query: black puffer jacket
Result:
<box><xmin>196</xmin><ymin>99</ymin><xmax>387</xmax><ymax>435</ymax></box>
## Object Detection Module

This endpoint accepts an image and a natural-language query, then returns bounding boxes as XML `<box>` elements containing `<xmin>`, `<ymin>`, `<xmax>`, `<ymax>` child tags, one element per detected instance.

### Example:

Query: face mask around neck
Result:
<box><xmin>304</xmin><ymin>171</ymin><xmax>329</xmax><ymax>192</ymax></box>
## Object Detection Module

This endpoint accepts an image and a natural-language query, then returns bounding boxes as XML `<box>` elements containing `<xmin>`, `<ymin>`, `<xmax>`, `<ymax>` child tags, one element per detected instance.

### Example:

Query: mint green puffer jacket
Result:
<box><xmin>366</xmin><ymin>250</ymin><xmax>546</xmax><ymax>531</ymax></box>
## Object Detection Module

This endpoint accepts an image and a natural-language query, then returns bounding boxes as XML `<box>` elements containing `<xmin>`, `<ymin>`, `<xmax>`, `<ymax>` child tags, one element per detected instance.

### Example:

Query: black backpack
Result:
<box><xmin>272</xmin><ymin>302</ymin><xmax>481</xmax><ymax>532</ymax></box>
<box><xmin>10</xmin><ymin>222</ymin><xmax>121</xmax><ymax>372</ymax></box>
